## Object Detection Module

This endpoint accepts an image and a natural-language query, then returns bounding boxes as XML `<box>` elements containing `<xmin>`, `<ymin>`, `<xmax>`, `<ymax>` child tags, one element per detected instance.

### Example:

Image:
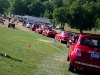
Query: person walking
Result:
<box><xmin>16</xmin><ymin>19</ymin><xmax>19</xmax><ymax>25</ymax></box>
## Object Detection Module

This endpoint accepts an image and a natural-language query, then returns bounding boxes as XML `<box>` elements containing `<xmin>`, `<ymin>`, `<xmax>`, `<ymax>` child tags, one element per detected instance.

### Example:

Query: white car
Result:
<box><xmin>56</xmin><ymin>26</ymin><xmax>61</xmax><ymax>29</ymax></box>
<box><xmin>26</xmin><ymin>22</ymin><xmax>33</xmax><ymax>28</ymax></box>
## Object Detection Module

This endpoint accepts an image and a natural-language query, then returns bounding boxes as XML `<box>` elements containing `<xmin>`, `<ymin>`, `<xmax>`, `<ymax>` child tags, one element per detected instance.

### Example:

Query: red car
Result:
<box><xmin>35</xmin><ymin>27</ymin><xmax>44</xmax><ymax>34</ymax></box>
<box><xmin>66</xmin><ymin>33</ymin><xmax>77</xmax><ymax>48</ymax></box>
<box><xmin>67</xmin><ymin>33</ymin><xmax>100</xmax><ymax>72</ymax></box>
<box><xmin>0</xmin><ymin>17</ymin><xmax>5</xmax><ymax>24</ymax></box>
<box><xmin>0</xmin><ymin>17</ymin><xmax>5</xmax><ymax>21</ymax></box>
<box><xmin>30</xmin><ymin>23</ymin><xmax>39</xmax><ymax>31</ymax></box>
<box><xmin>55</xmin><ymin>31</ymin><xmax>72</xmax><ymax>43</ymax></box>
<box><xmin>42</xmin><ymin>27</ymin><xmax>57</xmax><ymax>37</ymax></box>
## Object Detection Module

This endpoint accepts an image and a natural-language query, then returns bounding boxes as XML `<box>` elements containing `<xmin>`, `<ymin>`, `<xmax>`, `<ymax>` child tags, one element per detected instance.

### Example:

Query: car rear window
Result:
<box><xmin>80</xmin><ymin>37</ymin><xmax>100</xmax><ymax>47</ymax></box>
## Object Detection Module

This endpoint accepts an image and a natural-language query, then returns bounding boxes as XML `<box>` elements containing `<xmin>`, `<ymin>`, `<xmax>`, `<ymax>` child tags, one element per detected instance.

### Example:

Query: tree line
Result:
<box><xmin>0</xmin><ymin>0</ymin><xmax>100</xmax><ymax>33</ymax></box>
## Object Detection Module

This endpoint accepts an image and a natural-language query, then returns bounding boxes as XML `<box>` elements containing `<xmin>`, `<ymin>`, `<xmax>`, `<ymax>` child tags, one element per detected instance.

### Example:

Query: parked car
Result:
<box><xmin>18</xmin><ymin>17</ymin><xmax>24</xmax><ymax>22</ymax></box>
<box><xmin>67</xmin><ymin>33</ymin><xmax>100</xmax><ymax>72</ymax></box>
<box><xmin>42</xmin><ymin>27</ymin><xmax>57</xmax><ymax>37</ymax></box>
<box><xmin>26</xmin><ymin>22</ymin><xmax>33</xmax><ymax>28</ymax></box>
<box><xmin>55</xmin><ymin>31</ymin><xmax>72</xmax><ymax>43</ymax></box>
<box><xmin>66</xmin><ymin>33</ymin><xmax>77</xmax><ymax>48</ymax></box>
<box><xmin>0</xmin><ymin>17</ymin><xmax>5</xmax><ymax>24</ymax></box>
<box><xmin>0</xmin><ymin>17</ymin><xmax>5</xmax><ymax>21</ymax></box>
<box><xmin>49</xmin><ymin>24</ymin><xmax>56</xmax><ymax>29</ymax></box>
<box><xmin>55</xmin><ymin>25</ymin><xmax>61</xmax><ymax>29</ymax></box>
<box><xmin>35</xmin><ymin>26</ymin><xmax>44</xmax><ymax>34</ymax></box>
<box><xmin>30</xmin><ymin>23</ymin><xmax>39</xmax><ymax>31</ymax></box>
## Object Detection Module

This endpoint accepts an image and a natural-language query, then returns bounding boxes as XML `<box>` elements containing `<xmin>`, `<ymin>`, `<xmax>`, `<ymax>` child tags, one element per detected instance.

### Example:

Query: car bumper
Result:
<box><xmin>71</xmin><ymin>59</ymin><xmax>100</xmax><ymax>72</ymax></box>
<box><xmin>75</xmin><ymin>61</ymin><xmax>100</xmax><ymax>69</ymax></box>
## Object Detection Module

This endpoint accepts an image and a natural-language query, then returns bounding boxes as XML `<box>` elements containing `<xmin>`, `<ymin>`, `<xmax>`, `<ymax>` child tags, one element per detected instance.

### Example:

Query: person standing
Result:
<box><xmin>16</xmin><ymin>19</ymin><xmax>19</xmax><ymax>25</ymax></box>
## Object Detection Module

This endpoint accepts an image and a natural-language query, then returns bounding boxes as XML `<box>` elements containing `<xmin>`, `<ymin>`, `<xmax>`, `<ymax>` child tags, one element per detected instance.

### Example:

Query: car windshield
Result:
<box><xmin>64</xmin><ymin>32</ymin><xmax>72</xmax><ymax>37</ymax></box>
<box><xmin>80</xmin><ymin>37</ymin><xmax>100</xmax><ymax>47</ymax></box>
<box><xmin>29</xmin><ymin>22</ymin><xmax>32</xmax><ymax>24</ymax></box>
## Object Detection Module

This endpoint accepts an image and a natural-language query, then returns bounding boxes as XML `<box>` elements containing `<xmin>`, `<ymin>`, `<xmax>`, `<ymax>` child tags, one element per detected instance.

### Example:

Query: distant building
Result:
<box><xmin>24</xmin><ymin>15</ymin><xmax>51</xmax><ymax>24</ymax></box>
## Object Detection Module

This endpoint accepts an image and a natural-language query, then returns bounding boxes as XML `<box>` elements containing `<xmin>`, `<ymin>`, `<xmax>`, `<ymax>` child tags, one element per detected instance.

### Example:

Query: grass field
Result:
<box><xmin>0</xmin><ymin>21</ymin><xmax>99</xmax><ymax>75</ymax></box>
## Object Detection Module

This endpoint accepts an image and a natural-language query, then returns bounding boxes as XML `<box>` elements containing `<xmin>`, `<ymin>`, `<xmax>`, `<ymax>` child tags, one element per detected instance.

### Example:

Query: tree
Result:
<box><xmin>28</xmin><ymin>1</ymin><xmax>45</xmax><ymax>17</ymax></box>
<box><xmin>53</xmin><ymin>7</ymin><xmax>67</xmax><ymax>30</ymax></box>
<box><xmin>11</xmin><ymin>0</ymin><xmax>25</xmax><ymax>15</ymax></box>
<box><xmin>63</xmin><ymin>0</ymin><xmax>74</xmax><ymax>7</ymax></box>
<box><xmin>43</xmin><ymin>1</ymin><xmax>54</xmax><ymax>19</ymax></box>
<box><xmin>67</xmin><ymin>0</ymin><xmax>96</xmax><ymax>33</ymax></box>
<box><xmin>0</xmin><ymin>0</ymin><xmax>9</xmax><ymax>14</ymax></box>
<box><xmin>44</xmin><ymin>10</ymin><xmax>52</xmax><ymax>19</ymax></box>
<box><xmin>96</xmin><ymin>2</ymin><xmax>100</xmax><ymax>18</ymax></box>
<box><xmin>50</xmin><ymin>0</ymin><xmax>63</xmax><ymax>8</ymax></box>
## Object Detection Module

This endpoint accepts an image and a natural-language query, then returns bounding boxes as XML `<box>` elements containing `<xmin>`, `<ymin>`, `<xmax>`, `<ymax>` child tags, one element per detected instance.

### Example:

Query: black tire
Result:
<box><xmin>42</xmin><ymin>33</ymin><xmax>44</xmax><ymax>35</ymax></box>
<box><xmin>68</xmin><ymin>63</ymin><xmax>74</xmax><ymax>72</ymax></box>
<box><xmin>46</xmin><ymin>33</ymin><xmax>48</xmax><ymax>37</ymax></box>
<box><xmin>12</xmin><ymin>24</ymin><xmax>15</xmax><ymax>28</ymax></box>
<box><xmin>66</xmin><ymin>42</ymin><xmax>70</xmax><ymax>48</ymax></box>
<box><xmin>38</xmin><ymin>31</ymin><xmax>40</xmax><ymax>34</ymax></box>
<box><xmin>55</xmin><ymin>37</ymin><xmax>57</xmax><ymax>40</ymax></box>
<box><xmin>13</xmin><ymin>24</ymin><xmax>15</xmax><ymax>28</ymax></box>
<box><xmin>8</xmin><ymin>23</ymin><xmax>10</xmax><ymax>28</ymax></box>
<box><xmin>59</xmin><ymin>38</ymin><xmax>62</xmax><ymax>43</ymax></box>
<box><xmin>67</xmin><ymin>56</ymin><xmax>69</xmax><ymax>61</ymax></box>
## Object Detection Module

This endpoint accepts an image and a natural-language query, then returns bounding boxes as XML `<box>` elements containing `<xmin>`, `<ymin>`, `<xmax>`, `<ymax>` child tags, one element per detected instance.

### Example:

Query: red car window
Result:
<box><xmin>81</xmin><ymin>37</ymin><xmax>100</xmax><ymax>47</ymax></box>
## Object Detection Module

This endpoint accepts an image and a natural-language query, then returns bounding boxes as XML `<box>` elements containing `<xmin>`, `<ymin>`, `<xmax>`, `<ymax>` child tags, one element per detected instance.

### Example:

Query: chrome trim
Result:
<box><xmin>75</xmin><ymin>61</ymin><xmax>100</xmax><ymax>68</ymax></box>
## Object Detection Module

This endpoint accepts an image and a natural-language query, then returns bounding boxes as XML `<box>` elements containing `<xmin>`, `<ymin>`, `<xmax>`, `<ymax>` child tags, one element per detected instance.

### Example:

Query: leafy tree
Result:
<box><xmin>44</xmin><ymin>10</ymin><xmax>52</xmax><ymax>19</ymax></box>
<box><xmin>22</xmin><ymin>0</ymin><xmax>32</xmax><ymax>15</ymax></box>
<box><xmin>28</xmin><ymin>1</ymin><xmax>45</xmax><ymax>17</ymax></box>
<box><xmin>67</xmin><ymin>0</ymin><xmax>96</xmax><ymax>33</ymax></box>
<box><xmin>95</xmin><ymin>18</ymin><xmax>100</xmax><ymax>28</ymax></box>
<box><xmin>43</xmin><ymin>1</ymin><xmax>54</xmax><ymax>19</ymax></box>
<box><xmin>96</xmin><ymin>2</ymin><xmax>100</xmax><ymax>18</ymax></box>
<box><xmin>82</xmin><ymin>1</ymin><xmax>96</xmax><ymax>31</ymax></box>
<box><xmin>10</xmin><ymin>0</ymin><xmax>25</xmax><ymax>15</ymax></box>
<box><xmin>53</xmin><ymin>7</ymin><xmax>67</xmax><ymax>30</ymax></box>
<box><xmin>0</xmin><ymin>0</ymin><xmax>9</xmax><ymax>14</ymax></box>
<box><xmin>95</xmin><ymin>2</ymin><xmax>100</xmax><ymax>28</ymax></box>
<box><xmin>43</xmin><ymin>1</ymin><xmax>54</xmax><ymax>12</ymax></box>
<box><xmin>50</xmin><ymin>0</ymin><xmax>63</xmax><ymax>8</ymax></box>
<box><xmin>40</xmin><ymin>0</ymin><xmax>48</xmax><ymax>2</ymax></box>
<box><xmin>63</xmin><ymin>0</ymin><xmax>74</xmax><ymax>7</ymax></box>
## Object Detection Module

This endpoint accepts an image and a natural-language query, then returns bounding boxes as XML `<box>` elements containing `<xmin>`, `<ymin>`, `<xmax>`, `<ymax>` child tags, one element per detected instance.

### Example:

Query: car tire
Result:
<box><xmin>55</xmin><ymin>37</ymin><xmax>57</xmax><ymax>40</ymax></box>
<box><xmin>42</xmin><ymin>33</ymin><xmax>44</xmax><ymax>36</ymax></box>
<box><xmin>60</xmin><ymin>38</ymin><xmax>62</xmax><ymax>43</ymax></box>
<box><xmin>13</xmin><ymin>24</ymin><xmax>15</xmax><ymax>28</ymax></box>
<box><xmin>67</xmin><ymin>56</ymin><xmax>69</xmax><ymax>61</ymax></box>
<box><xmin>46</xmin><ymin>34</ymin><xmax>48</xmax><ymax>37</ymax></box>
<box><xmin>8</xmin><ymin>23</ymin><xmax>10</xmax><ymax>28</ymax></box>
<box><xmin>68</xmin><ymin>63</ymin><xmax>74</xmax><ymax>72</ymax></box>
<box><xmin>31</xmin><ymin>28</ymin><xmax>33</xmax><ymax>31</ymax></box>
<box><xmin>66</xmin><ymin>42</ymin><xmax>70</xmax><ymax>48</ymax></box>
<box><xmin>38</xmin><ymin>31</ymin><xmax>39</xmax><ymax>34</ymax></box>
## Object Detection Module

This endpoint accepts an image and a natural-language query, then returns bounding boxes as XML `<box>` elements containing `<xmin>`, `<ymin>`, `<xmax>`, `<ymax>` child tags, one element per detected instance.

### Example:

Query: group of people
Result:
<box><xmin>8</xmin><ymin>17</ymin><xmax>19</xmax><ymax>25</ymax></box>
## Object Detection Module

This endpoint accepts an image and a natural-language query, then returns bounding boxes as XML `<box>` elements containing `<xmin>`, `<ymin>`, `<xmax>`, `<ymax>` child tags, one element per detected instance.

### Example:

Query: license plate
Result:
<box><xmin>90</xmin><ymin>52</ymin><xmax>100</xmax><ymax>59</ymax></box>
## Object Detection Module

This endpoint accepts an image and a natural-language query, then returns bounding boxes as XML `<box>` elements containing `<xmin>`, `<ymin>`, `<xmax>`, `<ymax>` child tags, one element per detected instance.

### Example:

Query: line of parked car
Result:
<box><xmin>22</xmin><ymin>20</ymin><xmax>100</xmax><ymax>73</ymax></box>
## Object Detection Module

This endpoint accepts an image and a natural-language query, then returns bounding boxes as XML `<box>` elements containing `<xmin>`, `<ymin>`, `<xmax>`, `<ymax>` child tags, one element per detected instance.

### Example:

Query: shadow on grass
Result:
<box><xmin>71</xmin><ymin>69</ymin><xmax>100</xmax><ymax>75</ymax></box>
<box><xmin>0</xmin><ymin>53</ymin><xmax>22</xmax><ymax>62</ymax></box>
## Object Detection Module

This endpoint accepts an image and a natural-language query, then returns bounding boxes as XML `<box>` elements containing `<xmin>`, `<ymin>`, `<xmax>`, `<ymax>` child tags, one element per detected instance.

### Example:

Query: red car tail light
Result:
<box><xmin>74</xmin><ymin>48</ymin><xmax>81</xmax><ymax>56</ymax></box>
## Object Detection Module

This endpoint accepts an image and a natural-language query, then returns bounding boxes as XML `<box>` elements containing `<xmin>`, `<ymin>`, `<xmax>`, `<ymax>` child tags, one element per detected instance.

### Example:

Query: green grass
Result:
<box><xmin>0</xmin><ymin>24</ymin><xmax>78</xmax><ymax>75</ymax></box>
<box><xmin>0</xmin><ymin>22</ymin><xmax>99</xmax><ymax>75</ymax></box>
